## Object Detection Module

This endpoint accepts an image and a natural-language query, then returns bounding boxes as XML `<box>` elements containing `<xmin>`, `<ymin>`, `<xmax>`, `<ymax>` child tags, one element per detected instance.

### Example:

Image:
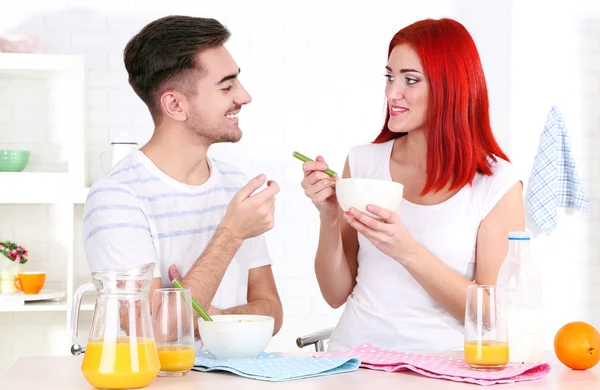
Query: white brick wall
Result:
<box><xmin>506</xmin><ymin>0</ymin><xmax>600</xmax><ymax>349</ymax></box>
<box><xmin>0</xmin><ymin>0</ymin><xmax>598</xmax><ymax>379</ymax></box>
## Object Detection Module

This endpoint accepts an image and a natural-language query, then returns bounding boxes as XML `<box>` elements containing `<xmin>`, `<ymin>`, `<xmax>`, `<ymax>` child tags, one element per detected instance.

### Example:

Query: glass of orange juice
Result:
<box><xmin>152</xmin><ymin>288</ymin><xmax>195</xmax><ymax>377</ymax></box>
<box><xmin>464</xmin><ymin>285</ymin><xmax>509</xmax><ymax>371</ymax></box>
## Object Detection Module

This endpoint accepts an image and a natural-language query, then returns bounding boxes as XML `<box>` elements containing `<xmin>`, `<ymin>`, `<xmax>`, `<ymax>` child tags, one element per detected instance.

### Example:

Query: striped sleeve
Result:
<box><xmin>82</xmin><ymin>181</ymin><xmax>161</xmax><ymax>278</ymax></box>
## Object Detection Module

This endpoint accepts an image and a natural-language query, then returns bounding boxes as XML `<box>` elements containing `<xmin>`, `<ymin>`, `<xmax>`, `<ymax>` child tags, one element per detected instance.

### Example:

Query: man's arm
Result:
<box><xmin>215</xmin><ymin>265</ymin><xmax>283</xmax><ymax>335</ymax></box>
<box><xmin>168</xmin><ymin>227</ymin><xmax>243</xmax><ymax>311</ymax></box>
<box><xmin>167</xmin><ymin>174</ymin><xmax>280</xmax><ymax>316</ymax></box>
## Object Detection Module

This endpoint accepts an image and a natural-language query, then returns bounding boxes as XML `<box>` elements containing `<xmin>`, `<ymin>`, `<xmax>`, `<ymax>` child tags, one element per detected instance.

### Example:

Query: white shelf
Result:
<box><xmin>0</xmin><ymin>293</ymin><xmax>95</xmax><ymax>313</ymax></box>
<box><xmin>0</xmin><ymin>53</ymin><xmax>85</xmax><ymax>76</ymax></box>
<box><xmin>73</xmin><ymin>188</ymin><xmax>90</xmax><ymax>205</ymax></box>
<box><xmin>0</xmin><ymin>301</ymin><xmax>94</xmax><ymax>313</ymax></box>
<box><xmin>0</xmin><ymin>290</ymin><xmax>66</xmax><ymax>312</ymax></box>
<box><xmin>0</xmin><ymin>300</ymin><xmax>67</xmax><ymax>312</ymax></box>
<box><xmin>0</xmin><ymin>52</ymin><xmax>87</xmax><ymax>368</ymax></box>
<box><xmin>0</xmin><ymin>172</ymin><xmax>75</xmax><ymax>204</ymax></box>
<box><xmin>0</xmin><ymin>172</ymin><xmax>89</xmax><ymax>204</ymax></box>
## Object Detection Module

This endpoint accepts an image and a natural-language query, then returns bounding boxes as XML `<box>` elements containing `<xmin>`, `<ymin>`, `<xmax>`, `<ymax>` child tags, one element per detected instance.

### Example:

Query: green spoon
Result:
<box><xmin>292</xmin><ymin>151</ymin><xmax>338</xmax><ymax>177</ymax></box>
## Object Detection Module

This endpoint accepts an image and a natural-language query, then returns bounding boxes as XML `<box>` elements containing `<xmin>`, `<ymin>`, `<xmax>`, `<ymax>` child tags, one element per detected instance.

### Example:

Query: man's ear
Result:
<box><xmin>159</xmin><ymin>91</ymin><xmax>188</xmax><ymax>122</ymax></box>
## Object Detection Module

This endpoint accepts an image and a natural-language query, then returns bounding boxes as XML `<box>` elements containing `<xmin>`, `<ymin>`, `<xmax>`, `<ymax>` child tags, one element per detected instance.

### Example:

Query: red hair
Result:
<box><xmin>374</xmin><ymin>18</ymin><xmax>509</xmax><ymax>195</ymax></box>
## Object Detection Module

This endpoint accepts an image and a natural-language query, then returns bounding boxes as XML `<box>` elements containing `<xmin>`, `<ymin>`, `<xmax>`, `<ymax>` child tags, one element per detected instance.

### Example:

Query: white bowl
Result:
<box><xmin>336</xmin><ymin>178</ymin><xmax>404</xmax><ymax>219</ymax></box>
<box><xmin>198</xmin><ymin>314</ymin><xmax>274</xmax><ymax>360</ymax></box>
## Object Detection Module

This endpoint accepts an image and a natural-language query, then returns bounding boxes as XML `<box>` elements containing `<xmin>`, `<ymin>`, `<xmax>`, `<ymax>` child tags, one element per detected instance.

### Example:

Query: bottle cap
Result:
<box><xmin>508</xmin><ymin>231</ymin><xmax>531</xmax><ymax>241</ymax></box>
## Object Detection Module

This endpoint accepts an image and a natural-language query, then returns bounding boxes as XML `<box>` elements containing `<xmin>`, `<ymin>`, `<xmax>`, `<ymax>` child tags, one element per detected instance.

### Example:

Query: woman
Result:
<box><xmin>300</xmin><ymin>18</ymin><xmax>525</xmax><ymax>352</ymax></box>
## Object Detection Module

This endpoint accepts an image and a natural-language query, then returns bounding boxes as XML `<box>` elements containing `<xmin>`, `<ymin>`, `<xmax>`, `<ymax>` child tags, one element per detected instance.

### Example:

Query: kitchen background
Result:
<box><xmin>0</xmin><ymin>0</ymin><xmax>598</xmax><ymax>378</ymax></box>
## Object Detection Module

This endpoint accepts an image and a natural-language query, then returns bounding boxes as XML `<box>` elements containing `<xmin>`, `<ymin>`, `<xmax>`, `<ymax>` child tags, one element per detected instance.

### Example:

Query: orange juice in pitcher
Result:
<box><xmin>71</xmin><ymin>263</ymin><xmax>159</xmax><ymax>389</ymax></box>
<box><xmin>82</xmin><ymin>338</ymin><xmax>159</xmax><ymax>389</ymax></box>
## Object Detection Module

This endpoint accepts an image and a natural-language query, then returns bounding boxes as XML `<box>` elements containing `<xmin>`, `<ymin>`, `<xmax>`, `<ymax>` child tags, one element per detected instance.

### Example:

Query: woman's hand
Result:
<box><xmin>342</xmin><ymin>204</ymin><xmax>419</xmax><ymax>264</ymax></box>
<box><xmin>300</xmin><ymin>156</ymin><xmax>339</xmax><ymax>219</ymax></box>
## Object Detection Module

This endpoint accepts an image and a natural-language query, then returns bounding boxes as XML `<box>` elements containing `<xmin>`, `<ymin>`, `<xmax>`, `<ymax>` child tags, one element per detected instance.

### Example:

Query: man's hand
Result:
<box><xmin>168</xmin><ymin>265</ymin><xmax>183</xmax><ymax>285</ymax></box>
<box><xmin>165</xmin><ymin>174</ymin><xmax>280</xmax><ymax>327</ymax></box>
<box><xmin>221</xmin><ymin>174</ymin><xmax>280</xmax><ymax>241</ymax></box>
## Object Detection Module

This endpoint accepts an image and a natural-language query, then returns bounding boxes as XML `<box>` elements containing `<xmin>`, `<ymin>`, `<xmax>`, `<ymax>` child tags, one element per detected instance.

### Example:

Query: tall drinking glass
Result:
<box><xmin>152</xmin><ymin>288</ymin><xmax>195</xmax><ymax>377</ymax></box>
<box><xmin>464</xmin><ymin>285</ymin><xmax>509</xmax><ymax>371</ymax></box>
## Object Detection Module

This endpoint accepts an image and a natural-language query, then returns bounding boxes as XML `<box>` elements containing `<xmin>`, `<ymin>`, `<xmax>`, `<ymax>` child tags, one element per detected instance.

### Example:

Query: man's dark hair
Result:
<box><xmin>124</xmin><ymin>15</ymin><xmax>231</xmax><ymax>123</ymax></box>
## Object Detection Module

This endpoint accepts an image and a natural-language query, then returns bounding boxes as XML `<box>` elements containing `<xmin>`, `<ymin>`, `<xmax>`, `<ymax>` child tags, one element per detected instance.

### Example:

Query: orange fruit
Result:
<box><xmin>554</xmin><ymin>321</ymin><xmax>600</xmax><ymax>370</ymax></box>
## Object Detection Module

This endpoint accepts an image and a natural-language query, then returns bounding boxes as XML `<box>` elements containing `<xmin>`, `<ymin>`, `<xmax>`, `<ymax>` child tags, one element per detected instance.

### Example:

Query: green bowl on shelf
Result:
<box><xmin>0</xmin><ymin>150</ymin><xmax>30</xmax><ymax>172</ymax></box>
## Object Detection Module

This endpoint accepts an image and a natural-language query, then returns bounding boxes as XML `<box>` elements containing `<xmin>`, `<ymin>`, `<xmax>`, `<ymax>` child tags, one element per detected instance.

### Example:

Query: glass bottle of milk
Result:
<box><xmin>496</xmin><ymin>231</ymin><xmax>544</xmax><ymax>364</ymax></box>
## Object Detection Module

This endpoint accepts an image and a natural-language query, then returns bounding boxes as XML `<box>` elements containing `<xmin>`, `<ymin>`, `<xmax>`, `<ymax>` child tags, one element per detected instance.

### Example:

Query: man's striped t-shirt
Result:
<box><xmin>82</xmin><ymin>150</ymin><xmax>272</xmax><ymax>310</ymax></box>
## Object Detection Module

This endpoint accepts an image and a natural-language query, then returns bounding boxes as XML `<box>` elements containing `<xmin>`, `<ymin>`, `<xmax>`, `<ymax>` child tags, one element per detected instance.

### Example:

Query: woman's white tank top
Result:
<box><xmin>327</xmin><ymin>139</ymin><xmax>521</xmax><ymax>352</ymax></box>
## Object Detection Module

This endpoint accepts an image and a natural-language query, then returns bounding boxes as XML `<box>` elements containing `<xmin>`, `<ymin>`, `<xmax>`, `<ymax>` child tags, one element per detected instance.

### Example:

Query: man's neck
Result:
<box><xmin>140</xmin><ymin>126</ymin><xmax>212</xmax><ymax>186</ymax></box>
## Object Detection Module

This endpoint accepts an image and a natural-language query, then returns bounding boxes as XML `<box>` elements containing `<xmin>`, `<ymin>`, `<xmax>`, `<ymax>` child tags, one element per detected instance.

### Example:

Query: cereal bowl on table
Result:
<box><xmin>197</xmin><ymin>314</ymin><xmax>274</xmax><ymax>360</ymax></box>
<box><xmin>335</xmin><ymin>178</ymin><xmax>404</xmax><ymax>219</ymax></box>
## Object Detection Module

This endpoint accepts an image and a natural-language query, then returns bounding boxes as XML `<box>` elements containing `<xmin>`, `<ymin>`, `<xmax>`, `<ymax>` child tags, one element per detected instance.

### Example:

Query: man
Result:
<box><xmin>82</xmin><ymin>15</ymin><xmax>283</xmax><ymax>335</ymax></box>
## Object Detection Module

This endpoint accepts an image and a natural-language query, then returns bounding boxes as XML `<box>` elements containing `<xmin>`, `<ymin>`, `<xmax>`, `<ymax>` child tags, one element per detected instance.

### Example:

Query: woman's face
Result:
<box><xmin>384</xmin><ymin>44</ymin><xmax>429</xmax><ymax>134</ymax></box>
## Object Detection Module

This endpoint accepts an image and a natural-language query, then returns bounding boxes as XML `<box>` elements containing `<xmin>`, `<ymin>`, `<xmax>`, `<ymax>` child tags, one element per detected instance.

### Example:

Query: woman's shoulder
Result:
<box><xmin>472</xmin><ymin>155</ymin><xmax>523</xmax><ymax>218</ymax></box>
<box><xmin>347</xmin><ymin>140</ymin><xmax>394</xmax><ymax>179</ymax></box>
<box><xmin>348</xmin><ymin>139</ymin><xmax>394</xmax><ymax>160</ymax></box>
<box><xmin>474</xmin><ymin>156</ymin><xmax>522</xmax><ymax>187</ymax></box>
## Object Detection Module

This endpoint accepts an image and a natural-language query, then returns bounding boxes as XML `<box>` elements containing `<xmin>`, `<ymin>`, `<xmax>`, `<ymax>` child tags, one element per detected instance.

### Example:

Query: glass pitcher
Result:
<box><xmin>71</xmin><ymin>263</ymin><xmax>160</xmax><ymax>389</ymax></box>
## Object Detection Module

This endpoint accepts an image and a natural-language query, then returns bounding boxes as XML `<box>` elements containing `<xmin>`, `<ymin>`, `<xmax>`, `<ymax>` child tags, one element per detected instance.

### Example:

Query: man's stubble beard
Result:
<box><xmin>187</xmin><ymin>110</ymin><xmax>242</xmax><ymax>144</ymax></box>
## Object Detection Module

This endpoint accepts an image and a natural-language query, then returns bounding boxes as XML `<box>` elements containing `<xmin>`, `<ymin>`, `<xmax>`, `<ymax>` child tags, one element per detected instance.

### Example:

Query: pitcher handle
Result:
<box><xmin>71</xmin><ymin>282</ymin><xmax>95</xmax><ymax>343</ymax></box>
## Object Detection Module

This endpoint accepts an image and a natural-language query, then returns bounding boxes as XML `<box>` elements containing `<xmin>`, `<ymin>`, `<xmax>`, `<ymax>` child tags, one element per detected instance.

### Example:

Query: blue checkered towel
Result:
<box><xmin>192</xmin><ymin>350</ymin><xmax>361</xmax><ymax>381</ymax></box>
<box><xmin>525</xmin><ymin>106</ymin><xmax>588</xmax><ymax>235</ymax></box>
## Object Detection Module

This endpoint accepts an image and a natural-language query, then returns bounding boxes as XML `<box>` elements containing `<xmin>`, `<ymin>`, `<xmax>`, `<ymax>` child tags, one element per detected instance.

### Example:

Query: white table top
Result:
<box><xmin>1</xmin><ymin>351</ymin><xmax>599</xmax><ymax>389</ymax></box>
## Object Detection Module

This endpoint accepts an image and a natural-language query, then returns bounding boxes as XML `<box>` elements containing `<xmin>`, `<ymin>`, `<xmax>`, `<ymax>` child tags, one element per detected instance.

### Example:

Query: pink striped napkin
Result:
<box><xmin>323</xmin><ymin>344</ymin><xmax>551</xmax><ymax>386</ymax></box>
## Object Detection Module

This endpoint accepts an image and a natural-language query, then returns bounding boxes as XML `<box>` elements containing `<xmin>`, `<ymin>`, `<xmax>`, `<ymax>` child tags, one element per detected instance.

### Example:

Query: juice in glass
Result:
<box><xmin>464</xmin><ymin>285</ymin><xmax>509</xmax><ymax>371</ymax></box>
<box><xmin>81</xmin><ymin>338</ymin><xmax>159</xmax><ymax>389</ymax></box>
<box><xmin>464</xmin><ymin>340</ymin><xmax>509</xmax><ymax>369</ymax></box>
<box><xmin>157</xmin><ymin>345</ymin><xmax>195</xmax><ymax>372</ymax></box>
<box><xmin>153</xmin><ymin>288</ymin><xmax>195</xmax><ymax>376</ymax></box>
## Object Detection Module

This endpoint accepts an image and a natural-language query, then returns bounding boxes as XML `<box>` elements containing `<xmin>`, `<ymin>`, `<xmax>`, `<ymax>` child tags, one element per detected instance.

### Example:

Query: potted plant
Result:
<box><xmin>0</xmin><ymin>241</ymin><xmax>28</xmax><ymax>293</ymax></box>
